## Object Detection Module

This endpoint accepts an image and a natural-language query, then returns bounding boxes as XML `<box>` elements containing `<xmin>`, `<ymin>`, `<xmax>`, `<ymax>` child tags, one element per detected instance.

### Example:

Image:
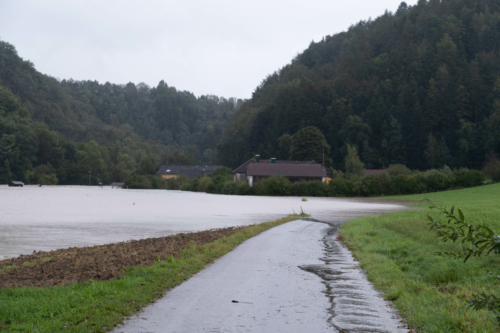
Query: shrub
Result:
<box><xmin>424</xmin><ymin>169</ymin><xmax>450</xmax><ymax>192</ymax></box>
<box><xmin>362</xmin><ymin>174</ymin><xmax>390</xmax><ymax>196</ymax></box>
<box><xmin>350</xmin><ymin>177</ymin><xmax>368</xmax><ymax>196</ymax></box>
<box><xmin>196</xmin><ymin>176</ymin><xmax>213</xmax><ymax>192</ymax></box>
<box><xmin>482</xmin><ymin>153</ymin><xmax>500</xmax><ymax>182</ymax></box>
<box><xmin>208</xmin><ymin>175</ymin><xmax>229</xmax><ymax>193</ymax></box>
<box><xmin>221</xmin><ymin>181</ymin><xmax>239</xmax><ymax>195</ymax></box>
<box><xmin>304</xmin><ymin>181</ymin><xmax>327</xmax><ymax>197</ymax></box>
<box><xmin>385</xmin><ymin>164</ymin><xmax>411</xmax><ymax>176</ymax></box>
<box><xmin>164</xmin><ymin>176</ymin><xmax>185</xmax><ymax>190</ymax></box>
<box><xmin>290</xmin><ymin>180</ymin><xmax>309</xmax><ymax>196</ymax></box>
<box><xmin>390</xmin><ymin>174</ymin><xmax>427</xmax><ymax>195</ymax></box>
<box><xmin>125</xmin><ymin>175</ymin><xmax>153</xmax><ymax>189</ymax></box>
<box><xmin>181</xmin><ymin>177</ymin><xmax>201</xmax><ymax>191</ymax></box>
<box><xmin>236</xmin><ymin>182</ymin><xmax>253</xmax><ymax>195</ymax></box>
<box><xmin>150</xmin><ymin>175</ymin><xmax>167</xmax><ymax>189</ymax></box>
<box><xmin>452</xmin><ymin>168</ymin><xmax>485</xmax><ymax>188</ymax></box>
<box><xmin>328</xmin><ymin>178</ymin><xmax>352</xmax><ymax>197</ymax></box>
<box><xmin>255</xmin><ymin>176</ymin><xmax>291</xmax><ymax>196</ymax></box>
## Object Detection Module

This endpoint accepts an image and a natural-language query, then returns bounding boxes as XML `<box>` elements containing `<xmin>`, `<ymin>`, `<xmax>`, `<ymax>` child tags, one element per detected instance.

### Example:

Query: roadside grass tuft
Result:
<box><xmin>0</xmin><ymin>214</ymin><xmax>306</xmax><ymax>332</ymax></box>
<box><xmin>340</xmin><ymin>183</ymin><xmax>500</xmax><ymax>332</ymax></box>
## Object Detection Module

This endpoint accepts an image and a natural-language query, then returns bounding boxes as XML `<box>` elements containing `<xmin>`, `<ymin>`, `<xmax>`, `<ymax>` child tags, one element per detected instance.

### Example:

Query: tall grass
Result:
<box><xmin>340</xmin><ymin>183</ymin><xmax>500</xmax><ymax>332</ymax></box>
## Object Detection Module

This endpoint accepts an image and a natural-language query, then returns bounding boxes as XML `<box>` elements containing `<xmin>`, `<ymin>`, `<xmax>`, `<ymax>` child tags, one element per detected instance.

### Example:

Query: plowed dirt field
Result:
<box><xmin>0</xmin><ymin>226</ymin><xmax>244</xmax><ymax>288</ymax></box>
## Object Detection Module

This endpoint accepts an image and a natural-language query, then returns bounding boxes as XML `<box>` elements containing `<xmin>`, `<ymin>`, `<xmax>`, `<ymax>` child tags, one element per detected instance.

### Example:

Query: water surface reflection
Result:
<box><xmin>0</xmin><ymin>186</ymin><xmax>403</xmax><ymax>259</ymax></box>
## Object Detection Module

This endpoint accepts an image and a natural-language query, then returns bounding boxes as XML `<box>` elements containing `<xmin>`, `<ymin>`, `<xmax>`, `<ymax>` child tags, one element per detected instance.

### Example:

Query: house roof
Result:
<box><xmin>9</xmin><ymin>181</ymin><xmax>24</xmax><ymax>185</ymax></box>
<box><xmin>157</xmin><ymin>165</ymin><xmax>222</xmax><ymax>179</ymax></box>
<box><xmin>110</xmin><ymin>182</ymin><xmax>125</xmax><ymax>186</ymax></box>
<box><xmin>364</xmin><ymin>169</ymin><xmax>386</xmax><ymax>176</ymax></box>
<box><xmin>246</xmin><ymin>164</ymin><xmax>326</xmax><ymax>178</ymax></box>
<box><xmin>233</xmin><ymin>158</ymin><xmax>318</xmax><ymax>174</ymax></box>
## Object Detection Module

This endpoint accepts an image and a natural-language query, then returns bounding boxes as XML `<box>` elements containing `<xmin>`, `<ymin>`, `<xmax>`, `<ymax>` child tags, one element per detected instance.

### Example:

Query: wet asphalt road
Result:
<box><xmin>114</xmin><ymin>219</ymin><xmax>409</xmax><ymax>333</ymax></box>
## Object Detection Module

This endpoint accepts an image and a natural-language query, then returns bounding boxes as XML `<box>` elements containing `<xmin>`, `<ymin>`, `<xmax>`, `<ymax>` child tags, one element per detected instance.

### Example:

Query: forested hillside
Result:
<box><xmin>0</xmin><ymin>40</ymin><xmax>241</xmax><ymax>184</ymax></box>
<box><xmin>218</xmin><ymin>0</ymin><xmax>500</xmax><ymax>170</ymax></box>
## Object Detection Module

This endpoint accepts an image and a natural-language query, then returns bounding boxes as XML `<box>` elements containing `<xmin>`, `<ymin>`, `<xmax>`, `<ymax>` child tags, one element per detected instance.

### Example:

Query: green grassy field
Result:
<box><xmin>0</xmin><ymin>214</ymin><xmax>305</xmax><ymax>333</ymax></box>
<box><xmin>340</xmin><ymin>183</ymin><xmax>500</xmax><ymax>332</ymax></box>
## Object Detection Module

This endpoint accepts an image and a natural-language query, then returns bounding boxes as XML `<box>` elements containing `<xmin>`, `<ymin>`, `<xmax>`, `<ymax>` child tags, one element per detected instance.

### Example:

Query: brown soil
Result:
<box><xmin>0</xmin><ymin>227</ymin><xmax>245</xmax><ymax>289</ymax></box>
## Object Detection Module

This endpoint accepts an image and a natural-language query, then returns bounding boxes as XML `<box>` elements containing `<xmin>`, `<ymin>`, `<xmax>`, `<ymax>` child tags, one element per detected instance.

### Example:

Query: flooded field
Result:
<box><xmin>0</xmin><ymin>186</ymin><xmax>403</xmax><ymax>259</ymax></box>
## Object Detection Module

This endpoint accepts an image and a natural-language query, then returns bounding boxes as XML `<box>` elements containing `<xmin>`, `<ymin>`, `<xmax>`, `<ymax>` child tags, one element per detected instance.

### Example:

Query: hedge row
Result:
<box><xmin>124</xmin><ymin>168</ymin><xmax>485</xmax><ymax>197</ymax></box>
<box><xmin>171</xmin><ymin>167</ymin><xmax>486</xmax><ymax>197</ymax></box>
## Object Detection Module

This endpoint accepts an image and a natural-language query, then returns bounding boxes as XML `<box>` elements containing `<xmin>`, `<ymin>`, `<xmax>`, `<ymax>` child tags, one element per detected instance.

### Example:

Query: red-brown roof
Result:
<box><xmin>364</xmin><ymin>169</ymin><xmax>386</xmax><ymax>176</ymax></box>
<box><xmin>233</xmin><ymin>158</ymin><xmax>318</xmax><ymax>173</ymax></box>
<box><xmin>246</xmin><ymin>164</ymin><xmax>326</xmax><ymax>177</ymax></box>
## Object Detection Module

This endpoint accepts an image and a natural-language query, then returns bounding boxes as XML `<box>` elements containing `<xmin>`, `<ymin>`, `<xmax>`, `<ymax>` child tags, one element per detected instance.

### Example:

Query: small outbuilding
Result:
<box><xmin>8</xmin><ymin>181</ymin><xmax>24</xmax><ymax>187</ymax></box>
<box><xmin>110</xmin><ymin>182</ymin><xmax>125</xmax><ymax>189</ymax></box>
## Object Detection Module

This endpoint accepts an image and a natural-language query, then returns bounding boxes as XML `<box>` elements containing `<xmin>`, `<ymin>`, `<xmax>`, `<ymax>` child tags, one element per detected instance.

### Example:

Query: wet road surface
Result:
<box><xmin>114</xmin><ymin>219</ymin><xmax>408</xmax><ymax>333</ymax></box>
<box><xmin>301</xmin><ymin>219</ymin><xmax>408</xmax><ymax>332</ymax></box>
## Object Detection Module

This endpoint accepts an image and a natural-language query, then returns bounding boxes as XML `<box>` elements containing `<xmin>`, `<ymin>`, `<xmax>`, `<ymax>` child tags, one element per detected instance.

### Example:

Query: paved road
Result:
<box><xmin>114</xmin><ymin>219</ymin><xmax>408</xmax><ymax>333</ymax></box>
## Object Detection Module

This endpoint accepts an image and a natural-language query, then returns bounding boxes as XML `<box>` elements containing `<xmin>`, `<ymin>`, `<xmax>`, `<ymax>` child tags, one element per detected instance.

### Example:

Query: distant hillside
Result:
<box><xmin>0</xmin><ymin>41</ymin><xmax>241</xmax><ymax>184</ymax></box>
<box><xmin>0</xmin><ymin>40</ymin><xmax>242</xmax><ymax>162</ymax></box>
<box><xmin>217</xmin><ymin>0</ymin><xmax>500</xmax><ymax>170</ymax></box>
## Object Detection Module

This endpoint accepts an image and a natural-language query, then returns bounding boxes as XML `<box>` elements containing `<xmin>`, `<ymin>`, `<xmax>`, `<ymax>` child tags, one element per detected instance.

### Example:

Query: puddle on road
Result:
<box><xmin>300</xmin><ymin>219</ymin><xmax>410</xmax><ymax>333</ymax></box>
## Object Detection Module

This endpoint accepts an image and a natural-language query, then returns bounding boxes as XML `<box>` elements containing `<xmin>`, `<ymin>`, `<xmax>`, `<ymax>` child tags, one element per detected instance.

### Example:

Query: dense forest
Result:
<box><xmin>0</xmin><ymin>40</ymin><xmax>241</xmax><ymax>184</ymax></box>
<box><xmin>218</xmin><ymin>0</ymin><xmax>500</xmax><ymax>171</ymax></box>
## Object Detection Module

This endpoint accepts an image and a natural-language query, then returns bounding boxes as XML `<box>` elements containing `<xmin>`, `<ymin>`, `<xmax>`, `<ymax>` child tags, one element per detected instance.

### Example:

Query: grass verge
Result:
<box><xmin>339</xmin><ymin>183</ymin><xmax>500</xmax><ymax>332</ymax></box>
<box><xmin>0</xmin><ymin>214</ymin><xmax>306</xmax><ymax>332</ymax></box>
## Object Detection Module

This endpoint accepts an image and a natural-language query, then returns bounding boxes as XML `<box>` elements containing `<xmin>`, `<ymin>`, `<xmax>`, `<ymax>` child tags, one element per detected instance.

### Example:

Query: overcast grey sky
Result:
<box><xmin>0</xmin><ymin>0</ymin><xmax>417</xmax><ymax>99</ymax></box>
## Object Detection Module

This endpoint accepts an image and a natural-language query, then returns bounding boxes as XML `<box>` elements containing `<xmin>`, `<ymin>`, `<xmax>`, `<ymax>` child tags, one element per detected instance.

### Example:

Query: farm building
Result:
<box><xmin>8</xmin><ymin>181</ymin><xmax>24</xmax><ymax>187</ymax></box>
<box><xmin>233</xmin><ymin>155</ymin><xmax>318</xmax><ymax>182</ymax></box>
<box><xmin>246</xmin><ymin>163</ymin><xmax>327</xmax><ymax>187</ymax></box>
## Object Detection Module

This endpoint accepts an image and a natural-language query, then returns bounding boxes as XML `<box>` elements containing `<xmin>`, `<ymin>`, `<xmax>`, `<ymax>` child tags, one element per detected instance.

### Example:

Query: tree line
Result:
<box><xmin>0</xmin><ymin>39</ymin><xmax>245</xmax><ymax>184</ymax></box>
<box><xmin>0</xmin><ymin>83</ymin><xmax>208</xmax><ymax>185</ymax></box>
<box><xmin>0</xmin><ymin>39</ymin><xmax>241</xmax><ymax>167</ymax></box>
<box><xmin>217</xmin><ymin>0</ymin><xmax>500</xmax><ymax>172</ymax></box>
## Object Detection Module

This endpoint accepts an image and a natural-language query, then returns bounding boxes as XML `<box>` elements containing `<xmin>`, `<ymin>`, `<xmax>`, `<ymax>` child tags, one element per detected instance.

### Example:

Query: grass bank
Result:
<box><xmin>339</xmin><ymin>183</ymin><xmax>500</xmax><ymax>332</ymax></box>
<box><xmin>0</xmin><ymin>214</ymin><xmax>306</xmax><ymax>332</ymax></box>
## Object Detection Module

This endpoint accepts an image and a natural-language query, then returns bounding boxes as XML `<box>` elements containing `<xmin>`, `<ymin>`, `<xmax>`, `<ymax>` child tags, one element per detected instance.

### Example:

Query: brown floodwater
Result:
<box><xmin>0</xmin><ymin>186</ymin><xmax>405</xmax><ymax>260</ymax></box>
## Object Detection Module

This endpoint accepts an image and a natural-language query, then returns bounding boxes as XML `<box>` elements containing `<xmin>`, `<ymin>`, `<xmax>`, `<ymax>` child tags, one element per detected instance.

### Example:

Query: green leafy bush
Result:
<box><xmin>482</xmin><ymin>154</ymin><xmax>500</xmax><ymax>183</ymax></box>
<box><xmin>255</xmin><ymin>176</ymin><xmax>292</xmax><ymax>196</ymax></box>
<box><xmin>290</xmin><ymin>180</ymin><xmax>309</xmax><ymax>196</ymax></box>
<box><xmin>362</xmin><ymin>174</ymin><xmax>390</xmax><ymax>196</ymax></box>
<box><xmin>235</xmin><ymin>182</ymin><xmax>253</xmax><ymax>195</ymax></box>
<box><xmin>125</xmin><ymin>175</ymin><xmax>153</xmax><ymax>189</ymax></box>
<box><xmin>303</xmin><ymin>180</ymin><xmax>327</xmax><ymax>197</ymax></box>
<box><xmin>221</xmin><ymin>181</ymin><xmax>239</xmax><ymax>195</ymax></box>
<box><xmin>164</xmin><ymin>176</ymin><xmax>186</xmax><ymax>190</ymax></box>
<box><xmin>386</xmin><ymin>164</ymin><xmax>412</xmax><ymax>176</ymax></box>
<box><xmin>390</xmin><ymin>174</ymin><xmax>427</xmax><ymax>195</ymax></box>
<box><xmin>196</xmin><ymin>176</ymin><xmax>213</xmax><ymax>192</ymax></box>
<box><xmin>424</xmin><ymin>169</ymin><xmax>450</xmax><ymax>192</ymax></box>
<box><xmin>452</xmin><ymin>168</ymin><xmax>485</xmax><ymax>188</ymax></box>
<box><xmin>328</xmin><ymin>178</ymin><xmax>352</xmax><ymax>197</ymax></box>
